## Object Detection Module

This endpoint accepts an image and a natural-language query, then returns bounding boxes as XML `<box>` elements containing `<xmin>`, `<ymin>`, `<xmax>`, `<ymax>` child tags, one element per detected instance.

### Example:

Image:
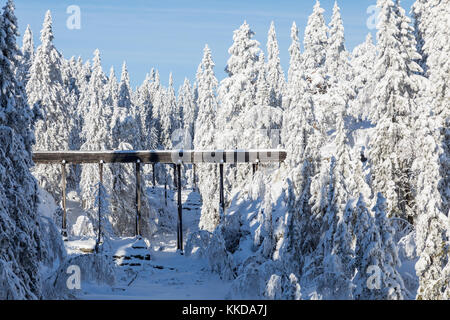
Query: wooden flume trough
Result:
<box><xmin>33</xmin><ymin>149</ymin><xmax>287</xmax><ymax>254</ymax></box>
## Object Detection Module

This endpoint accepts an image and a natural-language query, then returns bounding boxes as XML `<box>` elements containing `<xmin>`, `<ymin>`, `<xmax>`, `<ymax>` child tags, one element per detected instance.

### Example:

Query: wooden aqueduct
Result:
<box><xmin>33</xmin><ymin>149</ymin><xmax>287</xmax><ymax>253</ymax></box>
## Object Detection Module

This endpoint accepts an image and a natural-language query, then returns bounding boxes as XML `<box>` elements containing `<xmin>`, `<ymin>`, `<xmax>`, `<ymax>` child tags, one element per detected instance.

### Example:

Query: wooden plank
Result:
<box><xmin>32</xmin><ymin>150</ymin><xmax>287</xmax><ymax>164</ymax></box>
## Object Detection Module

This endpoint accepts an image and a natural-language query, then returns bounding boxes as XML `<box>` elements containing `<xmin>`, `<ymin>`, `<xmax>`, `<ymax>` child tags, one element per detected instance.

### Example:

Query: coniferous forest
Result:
<box><xmin>0</xmin><ymin>0</ymin><xmax>449</xmax><ymax>300</ymax></box>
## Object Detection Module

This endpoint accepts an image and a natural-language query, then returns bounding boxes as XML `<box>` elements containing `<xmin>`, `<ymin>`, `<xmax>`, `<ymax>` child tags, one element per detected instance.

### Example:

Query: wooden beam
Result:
<box><xmin>61</xmin><ymin>161</ymin><xmax>67</xmax><ymax>240</ymax></box>
<box><xmin>32</xmin><ymin>150</ymin><xmax>287</xmax><ymax>164</ymax></box>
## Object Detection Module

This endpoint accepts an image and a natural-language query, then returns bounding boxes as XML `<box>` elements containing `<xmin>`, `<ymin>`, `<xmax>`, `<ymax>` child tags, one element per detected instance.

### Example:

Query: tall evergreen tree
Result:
<box><xmin>287</xmin><ymin>22</ymin><xmax>302</xmax><ymax>88</ymax></box>
<box><xmin>217</xmin><ymin>21</ymin><xmax>262</xmax><ymax>189</ymax></box>
<box><xmin>195</xmin><ymin>45</ymin><xmax>220</xmax><ymax>232</ymax></box>
<box><xmin>302</xmin><ymin>1</ymin><xmax>328</xmax><ymax>83</ymax></box>
<box><xmin>135</xmin><ymin>72</ymin><xmax>156</xmax><ymax>150</ymax></box>
<box><xmin>0</xmin><ymin>0</ymin><xmax>41</xmax><ymax>299</ymax></box>
<box><xmin>79</xmin><ymin>49</ymin><xmax>112</xmax><ymax>219</ymax></box>
<box><xmin>27</xmin><ymin>10</ymin><xmax>74</xmax><ymax>200</ymax></box>
<box><xmin>266</xmin><ymin>21</ymin><xmax>285</xmax><ymax>109</ymax></box>
<box><xmin>19</xmin><ymin>24</ymin><xmax>34</xmax><ymax>85</ymax></box>
<box><xmin>368</xmin><ymin>0</ymin><xmax>425</xmax><ymax>222</ymax></box>
<box><xmin>350</xmin><ymin>33</ymin><xmax>377</xmax><ymax>120</ymax></box>
<box><xmin>178</xmin><ymin>78</ymin><xmax>197</xmax><ymax>149</ymax></box>
<box><xmin>413</xmin><ymin>112</ymin><xmax>449</xmax><ymax>299</ymax></box>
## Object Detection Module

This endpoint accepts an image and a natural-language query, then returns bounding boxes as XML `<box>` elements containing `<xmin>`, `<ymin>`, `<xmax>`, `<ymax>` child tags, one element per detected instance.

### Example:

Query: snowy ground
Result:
<box><xmin>66</xmin><ymin>189</ymin><xmax>232</xmax><ymax>300</ymax></box>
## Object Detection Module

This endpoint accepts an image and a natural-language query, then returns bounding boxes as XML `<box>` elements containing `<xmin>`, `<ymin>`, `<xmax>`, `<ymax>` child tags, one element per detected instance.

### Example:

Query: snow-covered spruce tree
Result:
<box><xmin>76</xmin><ymin>60</ymin><xmax>93</xmax><ymax>137</ymax></box>
<box><xmin>162</xmin><ymin>73</ymin><xmax>179</xmax><ymax>149</ymax></box>
<box><xmin>413</xmin><ymin>114</ymin><xmax>449</xmax><ymax>300</ymax></box>
<box><xmin>109</xmin><ymin>63</ymin><xmax>146</xmax><ymax>236</ymax></box>
<box><xmin>133</xmin><ymin>71</ymin><xmax>158</xmax><ymax>188</ymax></box>
<box><xmin>255</xmin><ymin>53</ymin><xmax>270</xmax><ymax>108</ymax></box>
<box><xmin>369</xmin><ymin>0</ymin><xmax>423</xmax><ymax>123</ymax></box>
<box><xmin>134</xmin><ymin>72</ymin><xmax>156</xmax><ymax>150</ymax></box>
<box><xmin>76</xmin><ymin>58</ymin><xmax>91</xmax><ymax>102</ymax></box>
<box><xmin>105</xmin><ymin>66</ymin><xmax>119</xmax><ymax>112</ymax></box>
<box><xmin>287</xmin><ymin>22</ymin><xmax>302</xmax><ymax>88</ymax></box>
<box><xmin>279</xmin><ymin>32</ymin><xmax>325</xmax><ymax>277</ymax></box>
<box><xmin>178</xmin><ymin>78</ymin><xmax>197</xmax><ymax>150</ymax></box>
<box><xmin>241</xmin><ymin>52</ymin><xmax>283</xmax><ymax>152</ymax></box>
<box><xmin>304</xmin><ymin>157</ymin><xmax>354</xmax><ymax>299</ymax></box>
<box><xmin>326</xmin><ymin>1</ymin><xmax>352</xmax><ymax>85</ymax></box>
<box><xmin>118</xmin><ymin>62</ymin><xmax>132</xmax><ymax>110</ymax></box>
<box><xmin>298</xmin><ymin>112</ymin><xmax>356</xmax><ymax>299</ymax></box>
<box><xmin>18</xmin><ymin>24</ymin><xmax>34</xmax><ymax>86</ymax></box>
<box><xmin>177</xmin><ymin>78</ymin><xmax>197</xmax><ymax>186</ymax></box>
<box><xmin>411</xmin><ymin>0</ymin><xmax>431</xmax><ymax>73</ymax></box>
<box><xmin>350</xmin><ymin>194</ymin><xmax>379</xmax><ymax>299</ymax></box>
<box><xmin>0</xmin><ymin>0</ymin><xmax>41</xmax><ymax>299</ymax></box>
<box><xmin>266</xmin><ymin>21</ymin><xmax>285</xmax><ymax>109</ymax></box>
<box><xmin>350</xmin><ymin>193</ymin><xmax>407</xmax><ymax>299</ymax></box>
<box><xmin>322</xmin><ymin>1</ymin><xmax>355</xmax><ymax>130</ymax></box>
<box><xmin>158</xmin><ymin>73</ymin><xmax>178</xmax><ymax>188</ymax></box>
<box><xmin>194</xmin><ymin>45</ymin><xmax>220</xmax><ymax>232</ymax></box>
<box><xmin>217</xmin><ymin>21</ymin><xmax>261</xmax><ymax>189</ymax></box>
<box><xmin>79</xmin><ymin>49</ymin><xmax>113</xmax><ymax>226</ymax></box>
<box><xmin>302</xmin><ymin>0</ymin><xmax>328</xmax><ymax>89</ymax></box>
<box><xmin>148</xmin><ymin>69</ymin><xmax>169</xmax><ymax>185</ymax></box>
<box><xmin>368</xmin><ymin>0</ymin><xmax>425</xmax><ymax>222</ymax></box>
<box><xmin>350</xmin><ymin>33</ymin><xmax>377</xmax><ymax>120</ymax></box>
<box><xmin>349</xmin><ymin>147</ymin><xmax>372</xmax><ymax>202</ymax></box>
<box><xmin>372</xmin><ymin>193</ymin><xmax>408</xmax><ymax>299</ymax></box>
<box><xmin>149</xmin><ymin>69</ymin><xmax>162</xmax><ymax>147</ymax></box>
<box><xmin>27</xmin><ymin>10</ymin><xmax>75</xmax><ymax>201</ymax></box>
<box><xmin>418</xmin><ymin>0</ymin><xmax>450</xmax><ymax>214</ymax></box>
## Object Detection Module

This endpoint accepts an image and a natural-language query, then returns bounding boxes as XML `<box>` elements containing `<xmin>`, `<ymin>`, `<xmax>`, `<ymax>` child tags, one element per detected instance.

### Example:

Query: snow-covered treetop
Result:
<box><xmin>118</xmin><ymin>62</ymin><xmax>132</xmax><ymax>110</ymax></box>
<box><xmin>40</xmin><ymin>10</ymin><xmax>54</xmax><ymax>49</ymax></box>
<box><xmin>288</xmin><ymin>21</ymin><xmax>302</xmax><ymax>84</ymax></box>
<box><xmin>266</xmin><ymin>21</ymin><xmax>285</xmax><ymax>108</ymax></box>
<box><xmin>267</xmin><ymin>22</ymin><xmax>280</xmax><ymax>64</ymax></box>
<box><xmin>104</xmin><ymin>66</ymin><xmax>118</xmax><ymax>108</ymax></box>
<box><xmin>303</xmin><ymin>0</ymin><xmax>328</xmax><ymax>74</ymax></box>
<box><xmin>225</xmin><ymin>21</ymin><xmax>261</xmax><ymax>77</ymax></box>
<box><xmin>22</xmin><ymin>25</ymin><xmax>34</xmax><ymax>56</ymax></box>
<box><xmin>326</xmin><ymin>1</ymin><xmax>350</xmax><ymax>82</ymax></box>
<box><xmin>196</xmin><ymin>44</ymin><xmax>218</xmax><ymax>94</ymax></box>
<box><xmin>352</xmin><ymin>33</ymin><xmax>375</xmax><ymax>65</ymax></box>
<box><xmin>194</xmin><ymin>44</ymin><xmax>218</xmax><ymax>150</ymax></box>
<box><xmin>370</xmin><ymin>0</ymin><xmax>424</xmax><ymax>121</ymax></box>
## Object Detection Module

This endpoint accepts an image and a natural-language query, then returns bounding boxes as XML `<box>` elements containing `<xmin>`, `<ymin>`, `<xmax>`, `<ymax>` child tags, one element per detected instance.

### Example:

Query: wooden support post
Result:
<box><xmin>96</xmin><ymin>161</ymin><xmax>104</xmax><ymax>253</ymax></box>
<box><xmin>135</xmin><ymin>160</ymin><xmax>141</xmax><ymax>238</ymax></box>
<box><xmin>61</xmin><ymin>161</ymin><xmax>67</xmax><ymax>240</ymax></box>
<box><xmin>219</xmin><ymin>162</ymin><xmax>225</xmax><ymax>217</ymax></box>
<box><xmin>152</xmin><ymin>163</ymin><xmax>156</xmax><ymax>188</ymax></box>
<box><xmin>176</xmin><ymin>163</ymin><xmax>183</xmax><ymax>253</ymax></box>
<box><xmin>173</xmin><ymin>163</ymin><xmax>177</xmax><ymax>189</ymax></box>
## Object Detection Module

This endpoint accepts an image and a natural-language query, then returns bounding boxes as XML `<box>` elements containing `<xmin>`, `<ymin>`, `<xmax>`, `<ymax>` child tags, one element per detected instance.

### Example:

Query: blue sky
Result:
<box><xmin>13</xmin><ymin>0</ymin><xmax>415</xmax><ymax>89</ymax></box>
